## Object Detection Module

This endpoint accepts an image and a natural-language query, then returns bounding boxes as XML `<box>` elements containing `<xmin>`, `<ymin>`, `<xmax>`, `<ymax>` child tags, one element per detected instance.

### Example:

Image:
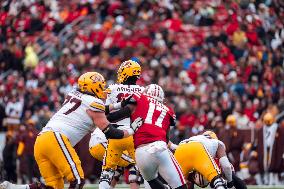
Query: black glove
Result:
<box><xmin>227</xmin><ymin>181</ymin><xmax>234</xmax><ymax>188</ymax></box>
<box><xmin>121</xmin><ymin>95</ymin><xmax>136</xmax><ymax>107</ymax></box>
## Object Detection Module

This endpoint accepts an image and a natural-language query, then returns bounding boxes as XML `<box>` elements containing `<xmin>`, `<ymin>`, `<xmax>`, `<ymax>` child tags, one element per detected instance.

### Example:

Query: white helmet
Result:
<box><xmin>143</xmin><ymin>84</ymin><xmax>165</xmax><ymax>102</ymax></box>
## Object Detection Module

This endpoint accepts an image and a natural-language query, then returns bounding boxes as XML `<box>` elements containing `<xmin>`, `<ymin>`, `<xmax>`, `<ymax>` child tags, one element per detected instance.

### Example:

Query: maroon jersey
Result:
<box><xmin>131</xmin><ymin>92</ymin><xmax>176</xmax><ymax>148</ymax></box>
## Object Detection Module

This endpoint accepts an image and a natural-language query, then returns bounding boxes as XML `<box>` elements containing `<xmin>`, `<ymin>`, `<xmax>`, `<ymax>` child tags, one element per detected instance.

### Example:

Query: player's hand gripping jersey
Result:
<box><xmin>43</xmin><ymin>89</ymin><xmax>105</xmax><ymax>146</ymax></box>
<box><xmin>130</xmin><ymin>92</ymin><xmax>176</xmax><ymax>148</ymax></box>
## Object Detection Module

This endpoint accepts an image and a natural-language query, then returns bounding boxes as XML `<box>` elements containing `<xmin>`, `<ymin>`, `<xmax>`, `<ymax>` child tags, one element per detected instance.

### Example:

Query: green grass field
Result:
<box><xmin>76</xmin><ymin>184</ymin><xmax>284</xmax><ymax>189</ymax></box>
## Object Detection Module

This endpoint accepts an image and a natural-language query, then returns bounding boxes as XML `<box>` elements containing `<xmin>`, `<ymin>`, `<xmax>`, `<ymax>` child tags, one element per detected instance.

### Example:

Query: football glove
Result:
<box><xmin>227</xmin><ymin>181</ymin><xmax>235</xmax><ymax>189</ymax></box>
<box><xmin>121</xmin><ymin>95</ymin><xmax>136</xmax><ymax>107</ymax></box>
<box><xmin>131</xmin><ymin>117</ymin><xmax>144</xmax><ymax>132</ymax></box>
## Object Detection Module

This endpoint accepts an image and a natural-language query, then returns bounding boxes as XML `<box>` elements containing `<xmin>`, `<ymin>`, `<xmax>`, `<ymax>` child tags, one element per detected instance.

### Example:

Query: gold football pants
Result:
<box><xmin>34</xmin><ymin>131</ymin><xmax>84</xmax><ymax>189</ymax></box>
<box><xmin>89</xmin><ymin>143</ymin><xmax>134</xmax><ymax>167</ymax></box>
<box><xmin>102</xmin><ymin>136</ymin><xmax>135</xmax><ymax>170</ymax></box>
<box><xmin>174</xmin><ymin>141</ymin><xmax>221</xmax><ymax>182</ymax></box>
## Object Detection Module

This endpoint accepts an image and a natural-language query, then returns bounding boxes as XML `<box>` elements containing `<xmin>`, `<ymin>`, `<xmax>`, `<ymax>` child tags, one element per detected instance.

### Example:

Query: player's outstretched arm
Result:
<box><xmin>105</xmin><ymin>95</ymin><xmax>137</xmax><ymax>114</ymax></box>
<box><xmin>86</xmin><ymin>109</ymin><xmax>133</xmax><ymax>139</ymax></box>
<box><xmin>217</xmin><ymin>142</ymin><xmax>233</xmax><ymax>186</ymax></box>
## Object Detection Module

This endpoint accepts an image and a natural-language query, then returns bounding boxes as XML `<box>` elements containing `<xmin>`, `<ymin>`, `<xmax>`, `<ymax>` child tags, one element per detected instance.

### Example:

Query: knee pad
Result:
<box><xmin>210</xmin><ymin>176</ymin><xmax>226</xmax><ymax>189</ymax></box>
<box><xmin>128</xmin><ymin>165</ymin><xmax>142</xmax><ymax>184</ymax></box>
<box><xmin>113</xmin><ymin>167</ymin><xmax>124</xmax><ymax>181</ymax></box>
<box><xmin>69</xmin><ymin>178</ymin><xmax>85</xmax><ymax>189</ymax></box>
<box><xmin>100</xmin><ymin>169</ymin><xmax>115</xmax><ymax>185</ymax></box>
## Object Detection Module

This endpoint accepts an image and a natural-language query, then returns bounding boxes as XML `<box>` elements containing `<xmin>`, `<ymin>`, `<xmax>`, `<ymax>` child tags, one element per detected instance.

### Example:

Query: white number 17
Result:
<box><xmin>145</xmin><ymin>102</ymin><xmax>167</xmax><ymax>127</ymax></box>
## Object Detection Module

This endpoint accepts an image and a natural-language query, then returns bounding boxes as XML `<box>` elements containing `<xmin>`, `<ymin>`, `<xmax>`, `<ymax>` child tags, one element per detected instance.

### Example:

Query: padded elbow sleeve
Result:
<box><xmin>105</xmin><ymin>105</ymin><xmax>110</xmax><ymax>115</ymax></box>
<box><xmin>103</xmin><ymin>124</ymin><xmax>124</xmax><ymax>139</ymax></box>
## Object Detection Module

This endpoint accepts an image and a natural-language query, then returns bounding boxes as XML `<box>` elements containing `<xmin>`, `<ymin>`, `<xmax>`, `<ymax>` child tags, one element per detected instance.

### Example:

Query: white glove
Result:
<box><xmin>131</xmin><ymin>117</ymin><xmax>144</xmax><ymax>132</ymax></box>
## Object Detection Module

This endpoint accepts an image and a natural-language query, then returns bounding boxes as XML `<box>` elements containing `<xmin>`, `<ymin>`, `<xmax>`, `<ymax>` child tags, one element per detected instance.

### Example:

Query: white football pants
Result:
<box><xmin>135</xmin><ymin>141</ymin><xmax>186</xmax><ymax>189</ymax></box>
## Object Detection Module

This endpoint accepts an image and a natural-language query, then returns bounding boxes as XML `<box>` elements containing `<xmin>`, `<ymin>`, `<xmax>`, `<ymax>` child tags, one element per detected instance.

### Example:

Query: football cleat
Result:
<box><xmin>113</xmin><ymin>166</ymin><xmax>124</xmax><ymax>181</ymax></box>
<box><xmin>99</xmin><ymin>169</ymin><xmax>115</xmax><ymax>189</ymax></box>
<box><xmin>0</xmin><ymin>181</ymin><xmax>29</xmax><ymax>189</ymax></box>
<box><xmin>128</xmin><ymin>165</ymin><xmax>142</xmax><ymax>184</ymax></box>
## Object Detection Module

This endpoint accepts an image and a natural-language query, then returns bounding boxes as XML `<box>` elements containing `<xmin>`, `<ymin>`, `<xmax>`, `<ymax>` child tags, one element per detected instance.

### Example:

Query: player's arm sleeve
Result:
<box><xmin>102</xmin><ymin>124</ymin><xmax>125</xmax><ymax>139</ymax></box>
<box><xmin>217</xmin><ymin>141</ymin><xmax>233</xmax><ymax>182</ymax></box>
<box><xmin>107</xmin><ymin>106</ymin><xmax>132</xmax><ymax>122</ymax></box>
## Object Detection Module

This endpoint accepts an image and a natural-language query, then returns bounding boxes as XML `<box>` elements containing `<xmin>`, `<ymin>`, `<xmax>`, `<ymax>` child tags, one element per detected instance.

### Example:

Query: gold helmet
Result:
<box><xmin>263</xmin><ymin>112</ymin><xmax>274</xmax><ymax>126</ymax></box>
<box><xmin>117</xmin><ymin>60</ymin><xmax>141</xmax><ymax>84</ymax></box>
<box><xmin>203</xmin><ymin>130</ymin><xmax>218</xmax><ymax>140</ymax></box>
<box><xmin>226</xmin><ymin>115</ymin><xmax>237</xmax><ymax>127</ymax></box>
<box><xmin>77</xmin><ymin>72</ymin><xmax>106</xmax><ymax>99</ymax></box>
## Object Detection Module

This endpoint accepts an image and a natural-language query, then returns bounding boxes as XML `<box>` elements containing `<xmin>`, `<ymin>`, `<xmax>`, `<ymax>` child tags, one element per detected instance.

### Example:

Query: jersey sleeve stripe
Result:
<box><xmin>201</xmin><ymin>143</ymin><xmax>221</xmax><ymax>174</ymax></box>
<box><xmin>90</xmin><ymin>102</ymin><xmax>105</xmax><ymax>112</ymax></box>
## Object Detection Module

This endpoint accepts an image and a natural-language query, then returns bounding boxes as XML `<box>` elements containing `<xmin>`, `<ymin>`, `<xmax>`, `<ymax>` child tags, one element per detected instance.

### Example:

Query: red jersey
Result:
<box><xmin>131</xmin><ymin>93</ymin><xmax>176</xmax><ymax>148</ymax></box>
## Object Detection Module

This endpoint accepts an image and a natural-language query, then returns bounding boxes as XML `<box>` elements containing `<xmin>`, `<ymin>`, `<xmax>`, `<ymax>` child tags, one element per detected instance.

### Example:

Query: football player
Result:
<box><xmin>99</xmin><ymin>59</ymin><xmax>144</xmax><ymax>189</ymax></box>
<box><xmin>106</xmin><ymin>84</ymin><xmax>188</xmax><ymax>189</ymax></box>
<box><xmin>0</xmin><ymin>72</ymin><xmax>136</xmax><ymax>189</ymax></box>
<box><xmin>174</xmin><ymin>131</ymin><xmax>231</xmax><ymax>189</ymax></box>
<box><xmin>89</xmin><ymin>128</ymin><xmax>137</xmax><ymax>187</ymax></box>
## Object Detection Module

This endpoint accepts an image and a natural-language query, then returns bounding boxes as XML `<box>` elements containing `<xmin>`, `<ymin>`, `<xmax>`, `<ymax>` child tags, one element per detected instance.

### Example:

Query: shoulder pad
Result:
<box><xmin>90</xmin><ymin>101</ymin><xmax>105</xmax><ymax>112</ymax></box>
<box><xmin>83</xmin><ymin>95</ymin><xmax>105</xmax><ymax>112</ymax></box>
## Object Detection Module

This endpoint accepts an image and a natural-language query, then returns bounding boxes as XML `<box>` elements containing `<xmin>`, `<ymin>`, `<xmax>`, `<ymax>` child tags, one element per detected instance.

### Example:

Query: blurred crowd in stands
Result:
<box><xmin>0</xmin><ymin>0</ymin><xmax>284</xmax><ymax>186</ymax></box>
